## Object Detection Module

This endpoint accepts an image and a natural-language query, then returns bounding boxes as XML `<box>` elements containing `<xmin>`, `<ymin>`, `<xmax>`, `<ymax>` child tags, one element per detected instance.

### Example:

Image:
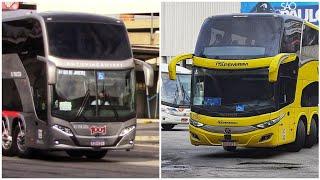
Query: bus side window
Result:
<box><xmin>280</xmin><ymin>20</ymin><xmax>302</xmax><ymax>53</ymax></box>
<box><xmin>2</xmin><ymin>79</ymin><xmax>23</xmax><ymax>112</ymax></box>
<box><xmin>278</xmin><ymin>60</ymin><xmax>299</xmax><ymax>108</ymax></box>
<box><xmin>5</xmin><ymin>18</ymin><xmax>48</xmax><ymax>121</ymax></box>
<box><xmin>301</xmin><ymin>82</ymin><xmax>319</xmax><ymax>107</ymax></box>
<box><xmin>301</xmin><ymin>25</ymin><xmax>319</xmax><ymax>62</ymax></box>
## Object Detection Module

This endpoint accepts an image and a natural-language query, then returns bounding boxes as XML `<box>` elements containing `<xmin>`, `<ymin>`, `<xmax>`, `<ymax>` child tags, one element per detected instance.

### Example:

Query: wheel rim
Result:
<box><xmin>17</xmin><ymin>125</ymin><xmax>26</xmax><ymax>152</ymax></box>
<box><xmin>2</xmin><ymin>120</ymin><xmax>12</xmax><ymax>150</ymax></box>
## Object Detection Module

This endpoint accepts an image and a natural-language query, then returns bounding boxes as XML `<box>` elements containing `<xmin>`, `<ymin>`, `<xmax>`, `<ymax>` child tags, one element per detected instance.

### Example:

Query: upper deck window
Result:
<box><xmin>194</xmin><ymin>16</ymin><xmax>282</xmax><ymax>60</ymax></box>
<box><xmin>46</xmin><ymin>22</ymin><xmax>132</xmax><ymax>60</ymax></box>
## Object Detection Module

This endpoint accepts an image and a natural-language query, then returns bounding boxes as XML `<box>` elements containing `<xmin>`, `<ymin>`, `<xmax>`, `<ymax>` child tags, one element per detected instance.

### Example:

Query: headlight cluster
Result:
<box><xmin>119</xmin><ymin>125</ymin><xmax>135</xmax><ymax>137</ymax></box>
<box><xmin>189</xmin><ymin>118</ymin><xmax>204</xmax><ymax>127</ymax></box>
<box><xmin>53</xmin><ymin>124</ymin><xmax>73</xmax><ymax>136</ymax></box>
<box><xmin>253</xmin><ymin>114</ymin><xmax>285</xmax><ymax>129</ymax></box>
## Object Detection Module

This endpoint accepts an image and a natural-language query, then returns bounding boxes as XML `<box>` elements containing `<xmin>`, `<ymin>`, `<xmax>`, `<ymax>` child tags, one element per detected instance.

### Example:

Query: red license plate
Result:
<box><xmin>181</xmin><ymin>118</ymin><xmax>188</xmax><ymax>122</ymax></box>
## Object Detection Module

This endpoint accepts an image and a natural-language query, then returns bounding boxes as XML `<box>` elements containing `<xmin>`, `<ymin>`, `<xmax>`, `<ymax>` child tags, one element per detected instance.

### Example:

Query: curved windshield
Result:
<box><xmin>195</xmin><ymin>16</ymin><xmax>282</xmax><ymax>60</ymax></box>
<box><xmin>161</xmin><ymin>72</ymin><xmax>191</xmax><ymax>107</ymax></box>
<box><xmin>52</xmin><ymin>69</ymin><xmax>136</xmax><ymax>121</ymax></box>
<box><xmin>46</xmin><ymin>22</ymin><xmax>132</xmax><ymax>60</ymax></box>
<box><xmin>192</xmin><ymin>67</ymin><xmax>276</xmax><ymax>117</ymax></box>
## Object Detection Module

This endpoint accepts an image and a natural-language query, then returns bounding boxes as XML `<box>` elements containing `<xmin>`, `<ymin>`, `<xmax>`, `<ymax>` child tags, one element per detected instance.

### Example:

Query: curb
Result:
<box><xmin>137</xmin><ymin>119</ymin><xmax>159</xmax><ymax>124</ymax></box>
<box><xmin>135</xmin><ymin>136</ymin><xmax>159</xmax><ymax>142</ymax></box>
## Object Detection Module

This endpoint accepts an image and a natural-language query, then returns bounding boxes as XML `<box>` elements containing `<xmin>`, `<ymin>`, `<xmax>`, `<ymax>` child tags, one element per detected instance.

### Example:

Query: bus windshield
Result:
<box><xmin>51</xmin><ymin>69</ymin><xmax>136</xmax><ymax>121</ymax></box>
<box><xmin>192</xmin><ymin>67</ymin><xmax>276</xmax><ymax>117</ymax></box>
<box><xmin>195</xmin><ymin>16</ymin><xmax>282</xmax><ymax>60</ymax></box>
<box><xmin>161</xmin><ymin>72</ymin><xmax>191</xmax><ymax>107</ymax></box>
<box><xmin>46</xmin><ymin>22</ymin><xmax>132</xmax><ymax>60</ymax></box>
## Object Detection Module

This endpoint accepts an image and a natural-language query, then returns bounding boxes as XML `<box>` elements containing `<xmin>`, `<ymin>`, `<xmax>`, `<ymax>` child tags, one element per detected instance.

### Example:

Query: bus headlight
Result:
<box><xmin>253</xmin><ymin>114</ymin><xmax>285</xmax><ymax>129</ymax></box>
<box><xmin>119</xmin><ymin>125</ymin><xmax>135</xmax><ymax>137</ymax></box>
<box><xmin>52</xmin><ymin>124</ymin><xmax>73</xmax><ymax>136</ymax></box>
<box><xmin>190</xmin><ymin>118</ymin><xmax>204</xmax><ymax>127</ymax></box>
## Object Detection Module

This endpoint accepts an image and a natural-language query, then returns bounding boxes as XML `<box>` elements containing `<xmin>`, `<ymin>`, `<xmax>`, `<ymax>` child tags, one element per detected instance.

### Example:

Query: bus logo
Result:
<box><xmin>215</xmin><ymin>62</ymin><xmax>249</xmax><ymax>67</ymax></box>
<box><xmin>224</xmin><ymin>128</ymin><xmax>232</xmax><ymax>135</ymax></box>
<box><xmin>90</xmin><ymin>126</ymin><xmax>107</xmax><ymax>135</ymax></box>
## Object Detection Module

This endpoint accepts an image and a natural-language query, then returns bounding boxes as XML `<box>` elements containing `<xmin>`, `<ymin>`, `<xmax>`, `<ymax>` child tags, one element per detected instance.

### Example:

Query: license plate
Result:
<box><xmin>222</xmin><ymin>141</ymin><xmax>237</xmax><ymax>147</ymax></box>
<box><xmin>181</xmin><ymin>118</ymin><xmax>188</xmax><ymax>123</ymax></box>
<box><xmin>90</xmin><ymin>141</ymin><xmax>105</xmax><ymax>146</ymax></box>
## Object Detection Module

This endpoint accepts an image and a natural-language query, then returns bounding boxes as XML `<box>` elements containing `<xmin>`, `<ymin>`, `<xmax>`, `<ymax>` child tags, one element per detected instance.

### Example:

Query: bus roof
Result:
<box><xmin>161</xmin><ymin>63</ymin><xmax>191</xmax><ymax>74</ymax></box>
<box><xmin>208</xmin><ymin>13</ymin><xmax>306</xmax><ymax>24</ymax></box>
<box><xmin>2</xmin><ymin>11</ymin><xmax>123</xmax><ymax>25</ymax></box>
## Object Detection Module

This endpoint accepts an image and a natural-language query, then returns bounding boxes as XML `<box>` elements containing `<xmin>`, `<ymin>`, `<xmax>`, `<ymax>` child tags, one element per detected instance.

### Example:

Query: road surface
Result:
<box><xmin>161</xmin><ymin>125</ymin><xmax>319</xmax><ymax>178</ymax></box>
<box><xmin>2</xmin><ymin>122</ymin><xmax>159</xmax><ymax>178</ymax></box>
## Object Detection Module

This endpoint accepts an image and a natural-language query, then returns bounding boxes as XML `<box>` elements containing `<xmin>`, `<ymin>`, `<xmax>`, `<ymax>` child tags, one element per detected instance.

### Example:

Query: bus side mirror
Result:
<box><xmin>268</xmin><ymin>53</ymin><xmax>296</xmax><ymax>82</ymax></box>
<box><xmin>37</xmin><ymin>55</ymin><xmax>56</xmax><ymax>84</ymax></box>
<box><xmin>134</xmin><ymin>59</ymin><xmax>154</xmax><ymax>87</ymax></box>
<box><xmin>168</xmin><ymin>54</ymin><xmax>193</xmax><ymax>80</ymax></box>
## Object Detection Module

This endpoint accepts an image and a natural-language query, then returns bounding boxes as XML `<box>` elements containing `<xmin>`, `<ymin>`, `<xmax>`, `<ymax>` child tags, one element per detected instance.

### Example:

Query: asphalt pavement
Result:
<box><xmin>2</xmin><ymin>121</ymin><xmax>159</xmax><ymax>178</ymax></box>
<box><xmin>161</xmin><ymin>124</ymin><xmax>319</xmax><ymax>178</ymax></box>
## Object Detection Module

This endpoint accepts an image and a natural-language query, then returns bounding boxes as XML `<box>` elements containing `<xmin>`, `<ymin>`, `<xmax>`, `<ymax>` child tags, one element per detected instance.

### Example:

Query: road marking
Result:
<box><xmin>120</xmin><ymin>160</ymin><xmax>159</xmax><ymax>167</ymax></box>
<box><xmin>135</xmin><ymin>136</ymin><xmax>159</xmax><ymax>142</ymax></box>
<box><xmin>135</xmin><ymin>144</ymin><xmax>159</xmax><ymax>148</ymax></box>
<box><xmin>137</xmin><ymin>119</ymin><xmax>159</xmax><ymax>124</ymax></box>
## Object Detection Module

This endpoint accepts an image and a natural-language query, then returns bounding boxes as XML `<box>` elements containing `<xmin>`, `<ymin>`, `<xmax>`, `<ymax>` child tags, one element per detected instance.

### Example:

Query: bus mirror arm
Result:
<box><xmin>134</xmin><ymin>59</ymin><xmax>154</xmax><ymax>87</ymax></box>
<box><xmin>168</xmin><ymin>53</ymin><xmax>193</xmax><ymax>80</ymax></box>
<box><xmin>268</xmin><ymin>53</ymin><xmax>297</xmax><ymax>82</ymax></box>
<box><xmin>37</xmin><ymin>55</ymin><xmax>57</xmax><ymax>84</ymax></box>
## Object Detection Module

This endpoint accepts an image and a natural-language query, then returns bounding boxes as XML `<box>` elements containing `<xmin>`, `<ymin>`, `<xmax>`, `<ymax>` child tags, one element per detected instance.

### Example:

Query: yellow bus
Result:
<box><xmin>168</xmin><ymin>13</ymin><xmax>319</xmax><ymax>152</ymax></box>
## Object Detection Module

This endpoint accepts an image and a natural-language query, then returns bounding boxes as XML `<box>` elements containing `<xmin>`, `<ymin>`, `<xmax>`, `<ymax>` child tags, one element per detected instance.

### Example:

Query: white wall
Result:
<box><xmin>35</xmin><ymin>0</ymin><xmax>160</xmax><ymax>14</ymax></box>
<box><xmin>161</xmin><ymin>2</ymin><xmax>241</xmax><ymax>62</ymax></box>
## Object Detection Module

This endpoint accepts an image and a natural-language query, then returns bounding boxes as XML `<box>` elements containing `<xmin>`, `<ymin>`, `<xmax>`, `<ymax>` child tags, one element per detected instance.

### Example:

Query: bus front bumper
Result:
<box><xmin>189</xmin><ymin>124</ymin><xmax>280</xmax><ymax>148</ymax></box>
<box><xmin>48</xmin><ymin>128</ymin><xmax>136</xmax><ymax>151</ymax></box>
<box><xmin>162</xmin><ymin>112</ymin><xmax>189</xmax><ymax>125</ymax></box>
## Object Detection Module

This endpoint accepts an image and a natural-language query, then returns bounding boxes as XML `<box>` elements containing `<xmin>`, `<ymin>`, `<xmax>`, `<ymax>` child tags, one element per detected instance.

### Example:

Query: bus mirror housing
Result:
<box><xmin>168</xmin><ymin>54</ymin><xmax>193</xmax><ymax>80</ymax></box>
<box><xmin>268</xmin><ymin>53</ymin><xmax>296</xmax><ymax>82</ymax></box>
<box><xmin>37</xmin><ymin>55</ymin><xmax>57</xmax><ymax>84</ymax></box>
<box><xmin>134</xmin><ymin>59</ymin><xmax>154</xmax><ymax>87</ymax></box>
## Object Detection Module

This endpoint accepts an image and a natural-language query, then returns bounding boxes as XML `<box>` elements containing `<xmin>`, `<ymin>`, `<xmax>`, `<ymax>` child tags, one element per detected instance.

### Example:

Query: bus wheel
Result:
<box><xmin>286</xmin><ymin>120</ymin><xmax>306</xmax><ymax>152</ymax></box>
<box><xmin>84</xmin><ymin>150</ymin><xmax>108</xmax><ymax>159</ymax></box>
<box><xmin>13</xmin><ymin>122</ymin><xmax>33</xmax><ymax>158</ymax></box>
<box><xmin>162</xmin><ymin>124</ymin><xmax>175</xmax><ymax>130</ymax></box>
<box><xmin>66</xmin><ymin>150</ymin><xmax>84</xmax><ymax>158</ymax></box>
<box><xmin>2</xmin><ymin>119</ymin><xmax>14</xmax><ymax>156</ymax></box>
<box><xmin>305</xmin><ymin>118</ymin><xmax>317</xmax><ymax>148</ymax></box>
<box><xmin>223</xmin><ymin>146</ymin><xmax>236</xmax><ymax>152</ymax></box>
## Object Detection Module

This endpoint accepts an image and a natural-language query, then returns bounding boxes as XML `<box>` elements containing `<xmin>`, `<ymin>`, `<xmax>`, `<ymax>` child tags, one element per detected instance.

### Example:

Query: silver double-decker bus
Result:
<box><xmin>2</xmin><ymin>11</ymin><xmax>154</xmax><ymax>159</ymax></box>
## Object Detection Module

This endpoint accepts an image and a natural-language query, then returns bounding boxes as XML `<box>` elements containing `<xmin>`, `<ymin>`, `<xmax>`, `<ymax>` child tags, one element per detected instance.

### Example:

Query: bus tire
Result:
<box><xmin>84</xmin><ymin>150</ymin><xmax>107</xmax><ymax>159</ymax></box>
<box><xmin>2</xmin><ymin>119</ymin><xmax>14</xmax><ymax>156</ymax></box>
<box><xmin>305</xmin><ymin>118</ymin><xmax>317</xmax><ymax>148</ymax></box>
<box><xmin>162</xmin><ymin>124</ymin><xmax>175</xmax><ymax>130</ymax></box>
<box><xmin>223</xmin><ymin>146</ymin><xmax>236</xmax><ymax>152</ymax></box>
<box><xmin>286</xmin><ymin>120</ymin><xmax>306</xmax><ymax>152</ymax></box>
<box><xmin>13</xmin><ymin>125</ymin><xmax>33</xmax><ymax>158</ymax></box>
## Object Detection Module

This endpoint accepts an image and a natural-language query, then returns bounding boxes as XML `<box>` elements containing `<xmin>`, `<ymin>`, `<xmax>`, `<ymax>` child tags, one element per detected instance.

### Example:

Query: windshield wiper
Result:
<box><xmin>177</xmin><ymin>77</ymin><xmax>190</xmax><ymax>104</ymax></box>
<box><xmin>173</xmin><ymin>83</ymin><xmax>179</xmax><ymax>105</ymax></box>
<box><xmin>74</xmin><ymin>89</ymin><xmax>90</xmax><ymax>121</ymax></box>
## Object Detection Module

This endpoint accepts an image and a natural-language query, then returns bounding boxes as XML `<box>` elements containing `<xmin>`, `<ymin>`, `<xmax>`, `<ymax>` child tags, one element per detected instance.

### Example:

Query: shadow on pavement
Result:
<box><xmin>197</xmin><ymin>146</ymin><xmax>290</xmax><ymax>159</ymax></box>
<box><xmin>15</xmin><ymin>149</ymin><xmax>157</xmax><ymax>163</ymax></box>
<box><xmin>24</xmin><ymin>150</ymin><xmax>117</xmax><ymax>163</ymax></box>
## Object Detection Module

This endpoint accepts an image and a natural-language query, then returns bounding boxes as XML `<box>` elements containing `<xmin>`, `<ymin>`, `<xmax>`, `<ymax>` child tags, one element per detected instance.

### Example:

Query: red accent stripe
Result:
<box><xmin>2</xmin><ymin>110</ymin><xmax>20</xmax><ymax>118</ymax></box>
